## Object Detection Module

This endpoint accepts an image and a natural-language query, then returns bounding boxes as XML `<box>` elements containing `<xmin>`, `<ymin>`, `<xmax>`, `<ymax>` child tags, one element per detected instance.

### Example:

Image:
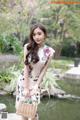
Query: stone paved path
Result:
<box><xmin>0</xmin><ymin>54</ymin><xmax>19</xmax><ymax>62</ymax></box>
<box><xmin>0</xmin><ymin>113</ymin><xmax>21</xmax><ymax>120</ymax></box>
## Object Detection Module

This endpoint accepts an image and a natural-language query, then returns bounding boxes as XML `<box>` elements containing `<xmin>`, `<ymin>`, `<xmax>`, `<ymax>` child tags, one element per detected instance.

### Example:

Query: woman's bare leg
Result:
<box><xmin>32</xmin><ymin>113</ymin><xmax>39</xmax><ymax>120</ymax></box>
<box><xmin>21</xmin><ymin>116</ymin><xmax>28</xmax><ymax>120</ymax></box>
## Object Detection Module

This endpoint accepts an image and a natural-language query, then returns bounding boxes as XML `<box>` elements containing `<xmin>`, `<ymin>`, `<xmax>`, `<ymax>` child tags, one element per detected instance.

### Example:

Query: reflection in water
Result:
<box><xmin>39</xmin><ymin>98</ymin><xmax>80</xmax><ymax>120</ymax></box>
<box><xmin>0</xmin><ymin>95</ymin><xmax>80</xmax><ymax>120</ymax></box>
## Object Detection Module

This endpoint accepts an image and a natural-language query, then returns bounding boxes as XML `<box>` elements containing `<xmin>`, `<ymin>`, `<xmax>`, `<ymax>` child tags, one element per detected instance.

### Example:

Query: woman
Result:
<box><xmin>15</xmin><ymin>23</ymin><xmax>55</xmax><ymax>120</ymax></box>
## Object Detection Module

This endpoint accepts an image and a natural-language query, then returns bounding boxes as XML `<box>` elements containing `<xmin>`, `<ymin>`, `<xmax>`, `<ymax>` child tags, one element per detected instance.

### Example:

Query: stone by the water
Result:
<box><xmin>64</xmin><ymin>67</ymin><xmax>80</xmax><ymax>80</ymax></box>
<box><xmin>0</xmin><ymin>90</ymin><xmax>8</xmax><ymax>95</ymax></box>
<box><xmin>0</xmin><ymin>103</ymin><xmax>7</xmax><ymax>112</ymax></box>
<box><xmin>57</xmin><ymin>94</ymin><xmax>80</xmax><ymax>99</ymax></box>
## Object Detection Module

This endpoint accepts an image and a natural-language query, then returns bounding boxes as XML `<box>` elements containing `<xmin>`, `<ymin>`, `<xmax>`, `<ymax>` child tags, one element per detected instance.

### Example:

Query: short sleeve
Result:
<box><xmin>43</xmin><ymin>45</ymin><xmax>55</xmax><ymax>58</ymax></box>
<box><xmin>49</xmin><ymin>47</ymin><xmax>55</xmax><ymax>57</ymax></box>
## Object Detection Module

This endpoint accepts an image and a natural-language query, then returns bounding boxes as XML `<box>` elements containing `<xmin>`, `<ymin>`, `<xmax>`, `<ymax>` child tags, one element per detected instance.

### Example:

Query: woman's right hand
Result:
<box><xmin>23</xmin><ymin>88</ymin><xmax>30</xmax><ymax>97</ymax></box>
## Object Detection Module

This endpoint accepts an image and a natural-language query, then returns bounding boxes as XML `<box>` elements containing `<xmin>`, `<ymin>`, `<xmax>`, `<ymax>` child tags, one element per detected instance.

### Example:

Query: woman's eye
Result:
<box><xmin>38</xmin><ymin>32</ymin><xmax>41</xmax><ymax>35</ymax></box>
<box><xmin>33</xmin><ymin>32</ymin><xmax>42</xmax><ymax>36</ymax></box>
<box><xmin>33</xmin><ymin>34</ymin><xmax>35</xmax><ymax>36</ymax></box>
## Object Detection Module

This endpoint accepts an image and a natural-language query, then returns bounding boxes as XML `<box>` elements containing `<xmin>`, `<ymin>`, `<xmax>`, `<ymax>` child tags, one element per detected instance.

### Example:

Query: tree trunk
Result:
<box><xmin>54</xmin><ymin>46</ymin><xmax>62</xmax><ymax>59</ymax></box>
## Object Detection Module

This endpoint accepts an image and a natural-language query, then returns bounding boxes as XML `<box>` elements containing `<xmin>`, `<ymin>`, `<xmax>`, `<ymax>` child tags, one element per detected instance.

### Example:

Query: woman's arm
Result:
<box><xmin>31</xmin><ymin>55</ymin><xmax>53</xmax><ymax>95</ymax></box>
<box><xmin>36</xmin><ymin>55</ymin><xmax>53</xmax><ymax>87</ymax></box>
<box><xmin>23</xmin><ymin>44</ymin><xmax>29</xmax><ymax>89</ymax></box>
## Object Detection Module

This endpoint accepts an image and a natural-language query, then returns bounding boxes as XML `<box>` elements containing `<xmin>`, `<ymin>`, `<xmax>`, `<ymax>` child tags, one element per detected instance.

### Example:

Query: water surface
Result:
<box><xmin>0</xmin><ymin>95</ymin><xmax>80</xmax><ymax>120</ymax></box>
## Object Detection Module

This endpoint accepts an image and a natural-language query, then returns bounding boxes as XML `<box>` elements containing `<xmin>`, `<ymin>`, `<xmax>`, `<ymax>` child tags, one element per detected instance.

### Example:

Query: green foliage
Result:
<box><xmin>41</xmin><ymin>68</ymin><xmax>60</xmax><ymax>97</ymax></box>
<box><xmin>8</xmin><ymin>65</ymin><xmax>21</xmax><ymax>92</ymax></box>
<box><xmin>0</xmin><ymin>0</ymin><xmax>80</xmax><ymax>56</ymax></box>
<box><xmin>34</xmin><ymin>0</ymin><xmax>80</xmax><ymax>57</ymax></box>
<box><xmin>43</xmin><ymin>68</ymin><xmax>59</xmax><ymax>87</ymax></box>
<box><xmin>0</xmin><ymin>0</ymin><xmax>28</xmax><ymax>43</ymax></box>
<box><xmin>0</xmin><ymin>64</ymin><xmax>19</xmax><ymax>82</ymax></box>
<box><xmin>51</xmin><ymin>58</ymin><xmax>73</xmax><ymax>71</ymax></box>
<box><xmin>0</xmin><ymin>35</ymin><xmax>6</xmax><ymax>53</ymax></box>
<box><xmin>61</xmin><ymin>39</ymin><xmax>77</xmax><ymax>57</ymax></box>
<box><xmin>0</xmin><ymin>64</ymin><xmax>21</xmax><ymax>91</ymax></box>
<box><xmin>0</xmin><ymin>70</ymin><xmax>13</xmax><ymax>83</ymax></box>
<box><xmin>16</xmin><ymin>49</ymin><xmax>24</xmax><ymax>70</ymax></box>
<box><xmin>0</xmin><ymin>34</ymin><xmax>22</xmax><ymax>54</ymax></box>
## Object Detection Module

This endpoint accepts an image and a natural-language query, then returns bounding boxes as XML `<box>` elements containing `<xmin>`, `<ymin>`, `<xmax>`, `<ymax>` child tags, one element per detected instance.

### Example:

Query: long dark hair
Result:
<box><xmin>24</xmin><ymin>23</ymin><xmax>47</xmax><ymax>65</ymax></box>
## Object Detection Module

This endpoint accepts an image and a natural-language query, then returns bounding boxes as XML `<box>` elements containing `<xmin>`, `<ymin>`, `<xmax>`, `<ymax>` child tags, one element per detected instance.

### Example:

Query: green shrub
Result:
<box><xmin>0</xmin><ymin>34</ymin><xmax>22</xmax><ymax>54</ymax></box>
<box><xmin>0</xmin><ymin>65</ymin><xmax>20</xmax><ymax>83</ymax></box>
<box><xmin>0</xmin><ymin>71</ymin><xmax>13</xmax><ymax>83</ymax></box>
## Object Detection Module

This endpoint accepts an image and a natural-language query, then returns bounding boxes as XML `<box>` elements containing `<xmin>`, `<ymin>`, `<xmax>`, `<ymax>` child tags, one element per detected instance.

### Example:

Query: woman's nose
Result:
<box><xmin>35</xmin><ymin>35</ymin><xmax>39</xmax><ymax>39</ymax></box>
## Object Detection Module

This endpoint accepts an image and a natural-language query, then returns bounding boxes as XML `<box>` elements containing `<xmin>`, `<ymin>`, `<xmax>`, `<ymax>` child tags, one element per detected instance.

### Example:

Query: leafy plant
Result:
<box><xmin>8</xmin><ymin>69</ymin><xmax>21</xmax><ymax>92</ymax></box>
<box><xmin>0</xmin><ymin>70</ymin><xmax>13</xmax><ymax>83</ymax></box>
<box><xmin>0</xmin><ymin>65</ymin><xmax>21</xmax><ymax>92</ymax></box>
<box><xmin>41</xmin><ymin>68</ymin><xmax>60</xmax><ymax>97</ymax></box>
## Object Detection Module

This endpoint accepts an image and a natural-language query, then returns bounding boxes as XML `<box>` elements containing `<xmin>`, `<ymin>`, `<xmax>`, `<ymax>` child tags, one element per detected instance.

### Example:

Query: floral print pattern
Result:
<box><xmin>15</xmin><ymin>44</ymin><xmax>55</xmax><ymax>109</ymax></box>
<box><xmin>43</xmin><ymin>47</ymin><xmax>51</xmax><ymax>57</ymax></box>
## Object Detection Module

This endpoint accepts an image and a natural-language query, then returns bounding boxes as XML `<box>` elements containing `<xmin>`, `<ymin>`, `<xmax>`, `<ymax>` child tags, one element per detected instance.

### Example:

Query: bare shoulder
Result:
<box><xmin>24</xmin><ymin>43</ymin><xmax>29</xmax><ymax>48</ymax></box>
<box><xmin>24</xmin><ymin>43</ymin><xmax>29</xmax><ymax>55</ymax></box>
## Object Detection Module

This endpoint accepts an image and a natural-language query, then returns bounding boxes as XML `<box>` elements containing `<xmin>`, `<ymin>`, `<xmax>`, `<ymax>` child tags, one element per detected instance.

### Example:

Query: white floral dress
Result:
<box><xmin>15</xmin><ymin>44</ymin><xmax>55</xmax><ymax>108</ymax></box>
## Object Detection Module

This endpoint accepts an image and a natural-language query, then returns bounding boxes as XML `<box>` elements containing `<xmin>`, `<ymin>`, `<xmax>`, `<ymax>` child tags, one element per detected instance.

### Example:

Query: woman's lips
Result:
<box><xmin>36</xmin><ymin>40</ymin><xmax>41</xmax><ymax>42</ymax></box>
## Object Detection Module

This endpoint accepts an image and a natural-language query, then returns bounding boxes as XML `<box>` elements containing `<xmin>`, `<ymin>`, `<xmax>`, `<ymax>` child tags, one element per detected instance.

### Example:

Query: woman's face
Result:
<box><xmin>32</xmin><ymin>27</ymin><xmax>46</xmax><ymax>45</ymax></box>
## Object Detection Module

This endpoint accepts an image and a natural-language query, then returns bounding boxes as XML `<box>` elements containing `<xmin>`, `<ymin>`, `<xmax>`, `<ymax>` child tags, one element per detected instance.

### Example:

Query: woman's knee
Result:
<box><xmin>32</xmin><ymin>113</ymin><xmax>39</xmax><ymax>120</ymax></box>
<box><xmin>21</xmin><ymin>116</ymin><xmax>28</xmax><ymax>120</ymax></box>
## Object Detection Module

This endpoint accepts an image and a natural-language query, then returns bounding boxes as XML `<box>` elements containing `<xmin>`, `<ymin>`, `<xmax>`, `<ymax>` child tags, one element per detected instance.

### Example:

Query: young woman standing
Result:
<box><xmin>15</xmin><ymin>23</ymin><xmax>55</xmax><ymax>120</ymax></box>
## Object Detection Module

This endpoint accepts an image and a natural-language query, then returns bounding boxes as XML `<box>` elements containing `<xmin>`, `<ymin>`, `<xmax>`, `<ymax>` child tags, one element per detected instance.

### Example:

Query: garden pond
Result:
<box><xmin>0</xmin><ymin>56</ymin><xmax>80</xmax><ymax>120</ymax></box>
<box><xmin>0</xmin><ymin>84</ymin><xmax>80</xmax><ymax>120</ymax></box>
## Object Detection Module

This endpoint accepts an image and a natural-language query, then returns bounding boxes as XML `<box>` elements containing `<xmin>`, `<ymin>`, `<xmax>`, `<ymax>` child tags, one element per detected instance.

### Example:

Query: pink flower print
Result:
<box><xmin>43</xmin><ymin>48</ymin><xmax>51</xmax><ymax>57</ymax></box>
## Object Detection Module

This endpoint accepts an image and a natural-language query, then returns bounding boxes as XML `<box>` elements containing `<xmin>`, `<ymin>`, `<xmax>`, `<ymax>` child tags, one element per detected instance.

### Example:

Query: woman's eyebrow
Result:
<box><xmin>33</xmin><ymin>31</ymin><xmax>41</xmax><ymax>34</ymax></box>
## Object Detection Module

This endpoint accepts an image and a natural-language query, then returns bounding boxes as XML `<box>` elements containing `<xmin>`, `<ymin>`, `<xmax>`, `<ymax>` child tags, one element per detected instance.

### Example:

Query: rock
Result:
<box><xmin>0</xmin><ymin>103</ymin><xmax>7</xmax><ymax>112</ymax></box>
<box><xmin>52</xmin><ymin>69</ymin><xmax>62</xmax><ymax>77</ymax></box>
<box><xmin>40</xmin><ymin>89</ymin><xmax>49</xmax><ymax>97</ymax></box>
<box><xmin>3</xmin><ymin>82</ymin><xmax>16</xmax><ymax>94</ymax></box>
<box><xmin>64</xmin><ymin>67</ymin><xmax>80</xmax><ymax>80</ymax></box>
<box><xmin>57</xmin><ymin>94</ymin><xmax>80</xmax><ymax>100</ymax></box>
<box><xmin>13</xmin><ymin>91</ymin><xmax>16</xmax><ymax>97</ymax></box>
<box><xmin>0</xmin><ymin>90</ymin><xmax>8</xmax><ymax>95</ymax></box>
<box><xmin>49</xmin><ymin>86</ymin><xmax>65</xmax><ymax>96</ymax></box>
<box><xmin>3</xmin><ymin>84</ymin><xmax>11</xmax><ymax>92</ymax></box>
<box><xmin>52</xmin><ymin>69</ymin><xmax>62</xmax><ymax>74</ymax></box>
<box><xmin>40</xmin><ymin>86</ymin><xmax>65</xmax><ymax>98</ymax></box>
